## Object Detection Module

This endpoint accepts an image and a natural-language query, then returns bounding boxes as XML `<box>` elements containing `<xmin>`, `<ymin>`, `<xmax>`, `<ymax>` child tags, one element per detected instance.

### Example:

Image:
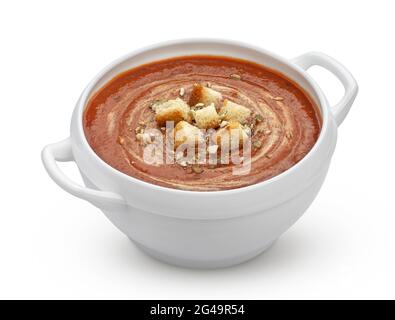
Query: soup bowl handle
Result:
<box><xmin>292</xmin><ymin>52</ymin><xmax>358</xmax><ymax>126</ymax></box>
<box><xmin>41</xmin><ymin>138</ymin><xmax>126</xmax><ymax>210</ymax></box>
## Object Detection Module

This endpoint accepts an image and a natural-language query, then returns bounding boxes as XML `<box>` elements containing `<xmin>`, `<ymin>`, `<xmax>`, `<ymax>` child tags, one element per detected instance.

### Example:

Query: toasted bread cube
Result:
<box><xmin>219</xmin><ymin>99</ymin><xmax>251</xmax><ymax>124</ymax></box>
<box><xmin>154</xmin><ymin>98</ymin><xmax>192</xmax><ymax>126</ymax></box>
<box><xmin>189</xmin><ymin>84</ymin><xmax>222</xmax><ymax>107</ymax></box>
<box><xmin>214</xmin><ymin>121</ymin><xmax>249</xmax><ymax>150</ymax></box>
<box><xmin>174</xmin><ymin>121</ymin><xmax>205</xmax><ymax>149</ymax></box>
<box><xmin>193</xmin><ymin>103</ymin><xmax>221</xmax><ymax>129</ymax></box>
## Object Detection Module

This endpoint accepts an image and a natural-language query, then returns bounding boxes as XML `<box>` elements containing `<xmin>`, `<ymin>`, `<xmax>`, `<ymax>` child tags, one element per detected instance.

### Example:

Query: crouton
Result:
<box><xmin>214</xmin><ymin>121</ymin><xmax>250</xmax><ymax>150</ymax></box>
<box><xmin>207</xmin><ymin>144</ymin><xmax>219</xmax><ymax>154</ymax></box>
<box><xmin>174</xmin><ymin>121</ymin><xmax>205</xmax><ymax>149</ymax></box>
<box><xmin>189</xmin><ymin>84</ymin><xmax>222</xmax><ymax>107</ymax></box>
<box><xmin>193</xmin><ymin>103</ymin><xmax>221</xmax><ymax>129</ymax></box>
<box><xmin>219</xmin><ymin>99</ymin><xmax>251</xmax><ymax>124</ymax></box>
<box><xmin>154</xmin><ymin>98</ymin><xmax>192</xmax><ymax>126</ymax></box>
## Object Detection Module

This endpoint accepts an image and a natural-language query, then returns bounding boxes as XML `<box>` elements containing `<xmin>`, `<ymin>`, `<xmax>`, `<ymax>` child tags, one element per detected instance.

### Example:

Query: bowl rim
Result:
<box><xmin>74</xmin><ymin>38</ymin><xmax>332</xmax><ymax>197</ymax></box>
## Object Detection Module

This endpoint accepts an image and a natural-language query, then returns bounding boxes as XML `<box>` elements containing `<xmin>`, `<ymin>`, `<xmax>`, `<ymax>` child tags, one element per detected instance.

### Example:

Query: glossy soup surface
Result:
<box><xmin>84</xmin><ymin>55</ymin><xmax>321</xmax><ymax>191</ymax></box>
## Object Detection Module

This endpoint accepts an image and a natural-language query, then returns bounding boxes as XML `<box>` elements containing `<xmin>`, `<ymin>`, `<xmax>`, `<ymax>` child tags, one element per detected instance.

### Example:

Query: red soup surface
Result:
<box><xmin>84</xmin><ymin>55</ymin><xmax>321</xmax><ymax>191</ymax></box>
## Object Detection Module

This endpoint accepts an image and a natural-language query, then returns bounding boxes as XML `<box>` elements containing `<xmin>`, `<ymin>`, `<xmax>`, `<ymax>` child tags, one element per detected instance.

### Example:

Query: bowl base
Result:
<box><xmin>130</xmin><ymin>238</ymin><xmax>276</xmax><ymax>269</ymax></box>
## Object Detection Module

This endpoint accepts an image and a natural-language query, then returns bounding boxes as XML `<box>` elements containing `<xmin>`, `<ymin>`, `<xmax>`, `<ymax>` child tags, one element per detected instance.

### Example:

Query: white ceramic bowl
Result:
<box><xmin>42</xmin><ymin>39</ymin><xmax>358</xmax><ymax>268</ymax></box>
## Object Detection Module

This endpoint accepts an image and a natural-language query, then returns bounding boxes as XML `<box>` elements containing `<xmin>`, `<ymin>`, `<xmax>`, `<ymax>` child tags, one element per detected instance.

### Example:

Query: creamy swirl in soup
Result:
<box><xmin>83</xmin><ymin>56</ymin><xmax>321</xmax><ymax>191</ymax></box>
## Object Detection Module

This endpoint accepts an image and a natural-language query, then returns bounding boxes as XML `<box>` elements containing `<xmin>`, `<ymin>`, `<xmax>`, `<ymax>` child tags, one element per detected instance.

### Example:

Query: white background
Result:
<box><xmin>0</xmin><ymin>0</ymin><xmax>394</xmax><ymax>300</ymax></box>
